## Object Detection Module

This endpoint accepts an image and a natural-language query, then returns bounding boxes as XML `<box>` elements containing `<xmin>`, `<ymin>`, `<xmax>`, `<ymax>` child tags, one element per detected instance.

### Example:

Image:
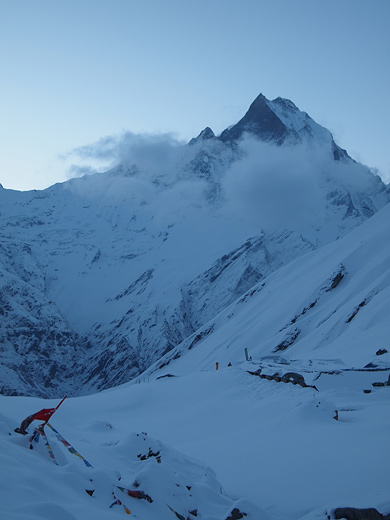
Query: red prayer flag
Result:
<box><xmin>33</xmin><ymin>408</ymin><xmax>56</xmax><ymax>422</ymax></box>
<box><xmin>15</xmin><ymin>396</ymin><xmax>67</xmax><ymax>434</ymax></box>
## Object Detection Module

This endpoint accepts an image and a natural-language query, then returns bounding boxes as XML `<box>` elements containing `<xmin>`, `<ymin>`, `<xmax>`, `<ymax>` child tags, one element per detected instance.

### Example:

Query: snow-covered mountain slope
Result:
<box><xmin>143</xmin><ymin>200</ymin><xmax>390</xmax><ymax>379</ymax></box>
<box><xmin>218</xmin><ymin>94</ymin><xmax>347</xmax><ymax>159</ymax></box>
<box><xmin>1</xmin><ymin>353</ymin><xmax>389</xmax><ymax>519</ymax></box>
<box><xmin>0</xmin><ymin>92</ymin><xmax>389</xmax><ymax>520</ymax></box>
<box><xmin>0</xmin><ymin>93</ymin><xmax>389</xmax><ymax>396</ymax></box>
<box><xmin>0</xmin><ymin>241</ymin><xmax>80</xmax><ymax>396</ymax></box>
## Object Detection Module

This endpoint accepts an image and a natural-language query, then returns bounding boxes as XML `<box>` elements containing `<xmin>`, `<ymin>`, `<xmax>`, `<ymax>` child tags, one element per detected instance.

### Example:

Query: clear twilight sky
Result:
<box><xmin>1</xmin><ymin>0</ymin><xmax>389</xmax><ymax>191</ymax></box>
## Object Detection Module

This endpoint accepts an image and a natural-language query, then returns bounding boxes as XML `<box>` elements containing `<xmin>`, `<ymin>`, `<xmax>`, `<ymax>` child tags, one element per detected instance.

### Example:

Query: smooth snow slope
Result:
<box><xmin>1</xmin><ymin>364</ymin><xmax>388</xmax><ymax>520</ymax></box>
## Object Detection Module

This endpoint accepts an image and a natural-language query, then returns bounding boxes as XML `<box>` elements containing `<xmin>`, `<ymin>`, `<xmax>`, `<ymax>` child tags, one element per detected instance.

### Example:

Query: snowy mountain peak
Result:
<box><xmin>267</xmin><ymin>96</ymin><xmax>317</xmax><ymax>135</ymax></box>
<box><xmin>1</xmin><ymin>92</ymin><xmax>389</xmax><ymax>520</ymax></box>
<box><xmin>0</xmin><ymin>91</ymin><xmax>389</xmax><ymax>398</ymax></box>
<box><xmin>219</xmin><ymin>93</ymin><xmax>288</xmax><ymax>143</ymax></box>
<box><xmin>189</xmin><ymin>126</ymin><xmax>215</xmax><ymax>145</ymax></box>
<box><xmin>217</xmin><ymin>93</ymin><xmax>349</xmax><ymax>161</ymax></box>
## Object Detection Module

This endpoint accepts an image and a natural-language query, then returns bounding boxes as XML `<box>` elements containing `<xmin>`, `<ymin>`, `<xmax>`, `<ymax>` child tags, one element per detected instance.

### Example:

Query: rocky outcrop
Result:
<box><xmin>247</xmin><ymin>369</ymin><xmax>318</xmax><ymax>391</ymax></box>
<box><xmin>0</xmin><ymin>250</ymin><xmax>80</xmax><ymax>397</ymax></box>
<box><xmin>225</xmin><ymin>508</ymin><xmax>247</xmax><ymax>520</ymax></box>
<box><xmin>220</xmin><ymin>94</ymin><xmax>289</xmax><ymax>144</ymax></box>
<box><xmin>333</xmin><ymin>507</ymin><xmax>390</xmax><ymax>520</ymax></box>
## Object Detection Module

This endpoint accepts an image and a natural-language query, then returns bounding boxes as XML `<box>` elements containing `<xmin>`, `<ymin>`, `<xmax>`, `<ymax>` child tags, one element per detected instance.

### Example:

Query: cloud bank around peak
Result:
<box><xmin>62</xmin><ymin>129</ymin><xmax>385</xmax><ymax>239</ymax></box>
<box><xmin>64</xmin><ymin>131</ymin><xmax>186</xmax><ymax>181</ymax></box>
<box><xmin>221</xmin><ymin>134</ymin><xmax>387</xmax><ymax>236</ymax></box>
<box><xmin>221</xmin><ymin>138</ymin><xmax>327</xmax><ymax>232</ymax></box>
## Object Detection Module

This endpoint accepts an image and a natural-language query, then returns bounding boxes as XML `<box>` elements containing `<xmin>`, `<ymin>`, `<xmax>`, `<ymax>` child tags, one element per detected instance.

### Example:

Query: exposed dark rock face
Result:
<box><xmin>247</xmin><ymin>368</ymin><xmax>318</xmax><ymax>391</ymax></box>
<box><xmin>326</xmin><ymin>265</ymin><xmax>346</xmax><ymax>292</ymax></box>
<box><xmin>220</xmin><ymin>94</ymin><xmax>289</xmax><ymax>144</ymax></box>
<box><xmin>274</xmin><ymin>328</ymin><xmax>301</xmax><ymax>352</ymax></box>
<box><xmin>0</xmin><ymin>249</ymin><xmax>80</xmax><ymax>397</ymax></box>
<box><xmin>225</xmin><ymin>508</ymin><xmax>247</xmax><ymax>520</ymax></box>
<box><xmin>280</xmin><ymin>372</ymin><xmax>306</xmax><ymax>386</ymax></box>
<box><xmin>333</xmin><ymin>507</ymin><xmax>389</xmax><ymax>520</ymax></box>
<box><xmin>189</xmin><ymin>126</ymin><xmax>215</xmax><ymax>145</ymax></box>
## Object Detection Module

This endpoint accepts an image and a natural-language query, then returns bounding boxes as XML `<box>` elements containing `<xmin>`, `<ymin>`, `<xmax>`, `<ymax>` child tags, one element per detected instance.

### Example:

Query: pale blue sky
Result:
<box><xmin>1</xmin><ymin>0</ymin><xmax>389</xmax><ymax>190</ymax></box>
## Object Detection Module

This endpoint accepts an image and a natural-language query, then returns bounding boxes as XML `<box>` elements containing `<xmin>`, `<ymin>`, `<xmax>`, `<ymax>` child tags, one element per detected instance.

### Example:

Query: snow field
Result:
<box><xmin>1</xmin><ymin>364</ymin><xmax>389</xmax><ymax>520</ymax></box>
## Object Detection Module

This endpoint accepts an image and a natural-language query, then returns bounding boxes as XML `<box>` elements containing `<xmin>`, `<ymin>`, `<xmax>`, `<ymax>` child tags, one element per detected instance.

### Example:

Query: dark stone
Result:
<box><xmin>248</xmin><ymin>369</ymin><xmax>262</xmax><ymax>376</ymax></box>
<box><xmin>326</xmin><ymin>267</ymin><xmax>345</xmax><ymax>292</ymax></box>
<box><xmin>225</xmin><ymin>508</ymin><xmax>247</xmax><ymax>520</ymax></box>
<box><xmin>334</xmin><ymin>508</ymin><xmax>384</xmax><ymax>520</ymax></box>
<box><xmin>281</xmin><ymin>372</ymin><xmax>306</xmax><ymax>386</ymax></box>
<box><xmin>346</xmin><ymin>300</ymin><xmax>366</xmax><ymax>323</ymax></box>
<box><xmin>137</xmin><ymin>448</ymin><xmax>161</xmax><ymax>464</ymax></box>
<box><xmin>376</xmin><ymin>349</ymin><xmax>388</xmax><ymax>356</ymax></box>
<box><xmin>364</xmin><ymin>363</ymin><xmax>377</xmax><ymax>368</ymax></box>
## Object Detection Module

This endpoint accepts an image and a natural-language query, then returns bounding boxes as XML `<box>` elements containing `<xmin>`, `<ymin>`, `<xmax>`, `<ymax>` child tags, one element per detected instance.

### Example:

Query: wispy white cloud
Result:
<box><xmin>63</xmin><ymin>131</ymin><xmax>185</xmax><ymax>182</ymax></box>
<box><xmin>62</xmin><ymin>129</ymin><xmax>385</xmax><ymax>238</ymax></box>
<box><xmin>221</xmin><ymin>137</ymin><xmax>327</xmax><ymax>232</ymax></box>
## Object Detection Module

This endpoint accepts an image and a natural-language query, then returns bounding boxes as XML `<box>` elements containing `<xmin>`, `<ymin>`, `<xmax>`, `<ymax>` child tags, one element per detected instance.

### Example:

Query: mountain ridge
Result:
<box><xmin>0</xmin><ymin>93</ymin><xmax>388</xmax><ymax>397</ymax></box>
<box><xmin>142</xmin><ymin>201</ymin><xmax>390</xmax><ymax>380</ymax></box>
<box><xmin>191</xmin><ymin>93</ymin><xmax>350</xmax><ymax>163</ymax></box>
